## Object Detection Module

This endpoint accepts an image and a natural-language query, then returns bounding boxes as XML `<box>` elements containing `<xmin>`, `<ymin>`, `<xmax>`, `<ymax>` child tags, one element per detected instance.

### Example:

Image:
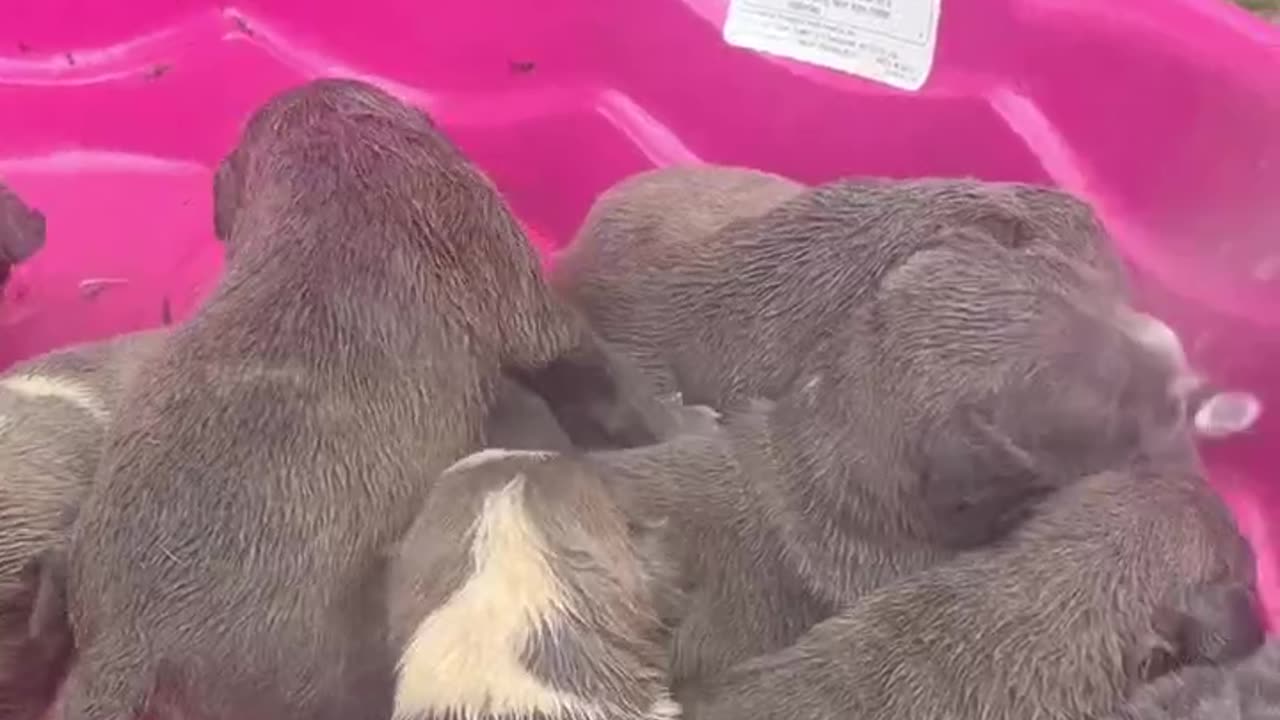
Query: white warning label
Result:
<box><xmin>723</xmin><ymin>0</ymin><xmax>941</xmax><ymax>91</ymax></box>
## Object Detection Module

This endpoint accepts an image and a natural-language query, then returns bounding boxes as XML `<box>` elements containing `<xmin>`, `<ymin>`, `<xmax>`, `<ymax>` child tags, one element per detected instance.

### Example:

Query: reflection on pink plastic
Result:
<box><xmin>1</xmin><ymin>0</ymin><xmax>1278</xmax><ymax>641</ymax></box>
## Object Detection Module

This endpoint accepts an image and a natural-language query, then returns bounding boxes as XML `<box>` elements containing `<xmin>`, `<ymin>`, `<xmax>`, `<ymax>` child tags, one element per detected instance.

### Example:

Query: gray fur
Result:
<box><xmin>0</xmin><ymin>330</ymin><xmax>163</xmax><ymax>720</ymax></box>
<box><xmin>0</xmin><ymin>183</ymin><xmax>45</xmax><ymax>287</ymax></box>
<box><xmin>388</xmin><ymin>450</ymin><xmax>680</xmax><ymax>720</ymax></box>
<box><xmin>62</xmin><ymin>78</ymin><xmax>671</xmax><ymax>720</ymax></box>
<box><xmin>556</xmin><ymin>169</ymin><xmax>1194</xmax><ymax>691</ymax></box>
<box><xmin>1109</xmin><ymin>639</ymin><xmax>1280</xmax><ymax>720</ymax></box>
<box><xmin>688</xmin><ymin>451</ymin><xmax>1262</xmax><ymax>720</ymax></box>
<box><xmin>553</xmin><ymin>167</ymin><xmax>1130</xmax><ymax>407</ymax></box>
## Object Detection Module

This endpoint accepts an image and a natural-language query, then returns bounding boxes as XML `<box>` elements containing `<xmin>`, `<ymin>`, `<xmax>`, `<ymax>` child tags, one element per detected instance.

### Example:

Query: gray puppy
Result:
<box><xmin>387</xmin><ymin>449</ymin><xmax>682</xmax><ymax>720</ymax></box>
<box><xmin>687</xmin><ymin>450</ymin><xmax>1263</xmax><ymax>720</ymax></box>
<box><xmin>553</xmin><ymin>168</ymin><xmax>1135</xmax><ymax>407</ymax></box>
<box><xmin>0</xmin><ymin>330</ymin><xmax>164</xmax><ymax>720</ymax></box>
<box><xmin>0</xmin><ymin>338</ymin><xmax>580</xmax><ymax>720</ymax></box>
<box><xmin>61</xmin><ymin>78</ymin><xmax>669</xmax><ymax>720</ymax></box>
<box><xmin>1108</xmin><ymin>638</ymin><xmax>1280</xmax><ymax>720</ymax></box>
<box><xmin>579</xmin><ymin>243</ymin><xmax>1198</xmax><ymax>695</ymax></box>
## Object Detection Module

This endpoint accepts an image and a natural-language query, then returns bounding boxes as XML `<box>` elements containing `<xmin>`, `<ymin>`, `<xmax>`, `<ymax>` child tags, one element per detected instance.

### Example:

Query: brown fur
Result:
<box><xmin>0</xmin><ymin>330</ymin><xmax>163</xmax><ymax>720</ymax></box>
<box><xmin>62</xmin><ymin>78</ymin><xmax>668</xmax><ymax>720</ymax></box>
<box><xmin>0</xmin><ymin>183</ymin><xmax>45</xmax><ymax>287</ymax></box>
<box><xmin>687</xmin><ymin>450</ymin><xmax>1262</xmax><ymax>720</ymax></box>
<box><xmin>1108</xmin><ymin>639</ymin><xmax>1280</xmax><ymax>720</ymax></box>
<box><xmin>387</xmin><ymin>449</ymin><xmax>680</xmax><ymax>720</ymax></box>
<box><xmin>553</xmin><ymin>167</ymin><xmax>1131</xmax><ymax>407</ymax></box>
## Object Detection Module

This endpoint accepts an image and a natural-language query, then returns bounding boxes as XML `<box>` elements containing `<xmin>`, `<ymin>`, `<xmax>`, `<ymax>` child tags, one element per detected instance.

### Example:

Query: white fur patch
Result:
<box><xmin>1118</xmin><ymin>310</ymin><xmax>1187</xmax><ymax>368</ymax></box>
<box><xmin>393</xmin><ymin>474</ymin><xmax>600</xmax><ymax>720</ymax></box>
<box><xmin>1194</xmin><ymin>391</ymin><xmax>1262</xmax><ymax>438</ymax></box>
<box><xmin>645</xmin><ymin>695</ymin><xmax>683</xmax><ymax>720</ymax></box>
<box><xmin>443</xmin><ymin>448</ymin><xmax>555</xmax><ymax>476</ymax></box>
<box><xmin>0</xmin><ymin>373</ymin><xmax>108</xmax><ymax>422</ymax></box>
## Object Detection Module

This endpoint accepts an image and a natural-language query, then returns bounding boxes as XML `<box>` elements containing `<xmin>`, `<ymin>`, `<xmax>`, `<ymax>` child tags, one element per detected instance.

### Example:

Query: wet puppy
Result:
<box><xmin>1108</xmin><ymin>639</ymin><xmax>1280</xmax><ymax>720</ymax></box>
<box><xmin>388</xmin><ymin>449</ymin><xmax>680</xmax><ymax>720</ymax></box>
<box><xmin>584</xmin><ymin>243</ymin><xmax>1198</xmax><ymax>693</ymax></box>
<box><xmin>688</xmin><ymin>451</ymin><xmax>1263</xmax><ymax>720</ymax></box>
<box><xmin>0</xmin><ymin>330</ymin><xmax>163</xmax><ymax>720</ymax></box>
<box><xmin>62</xmin><ymin>78</ymin><xmax>665</xmax><ymax>720</ymax></box>
<box><xmin>554</xmin><ymin>169</ymin><xmax>1133</xmax><ymax>407</ymax></box>
<box><xmin>0</xmin><ymin>183</ymin><xmax>45</xmax><ymax>288</ymax></box>
<box><xmin>553</xmin><ymin>166</ymin><xmax>804</xmax><ymax>396</ymax></box>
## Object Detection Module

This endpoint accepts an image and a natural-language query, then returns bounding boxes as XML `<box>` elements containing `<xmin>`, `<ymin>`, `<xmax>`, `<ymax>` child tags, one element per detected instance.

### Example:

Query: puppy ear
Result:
<box><xmin>0</xmin><ymin>188</ymin><xmax>46</xmax><ymax>263</ymax></box>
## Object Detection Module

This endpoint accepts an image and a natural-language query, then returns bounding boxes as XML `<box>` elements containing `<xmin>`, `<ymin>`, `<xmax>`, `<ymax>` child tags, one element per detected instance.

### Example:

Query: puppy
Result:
<box><xmin>552</xmin><ymin>166</ymin><xmax>804</xmax><ymax>396</ymax></box>
<box><xmin>585</xmin><ymin>244</ymin><xmax>1197</xmax><ymax>693</ymax></box>
<box><xmin>62</xmin><ymin>78</ymin><xmax>665</xmax><ymax>720</ymax></box>
<box><xmin>688</xmin><ymin>450</ymin><xmax>1263</xmax><ymax>720</ymax></box>
<box><xmin>0</xmin><ymin>183</ymin><xmax>45</xmax><ymax>288</ymax></box>
<box><xmin>387</xmin><ymin>449</ymin><xmax>680</xmax><ymax>720</ymax></box>
<box><xmin>554</xmin><ymin>169</ymin><xmax>1134</xmax><ymax>407</ymax></box>
<box><xmin>0</xmin><ymin>330</ymin><xmax>164</xmax><ymax>720</ymax></box>
<box><xmin>1108</xmin><ymin>639</ymin><xmax>1280</xmax><ymax>720</ymax></box>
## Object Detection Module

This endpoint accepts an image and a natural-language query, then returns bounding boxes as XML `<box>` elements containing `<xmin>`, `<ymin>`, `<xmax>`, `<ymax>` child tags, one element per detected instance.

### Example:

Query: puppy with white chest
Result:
<box><xmin>61</xmin><ymin>78</ymin><xmax>673</xmax><ymax>720</ymax></box>
<box><xmin>0</xmin><ymin>330</ymin><xmax>163</xmax><ymax>720</ymax></box>
<box><xmin>687</xmin><ymin>449</ymin><xmax>1264</xmax><ymax>720</ymax></box>
<box><xmin>388</xmin><ymin>449</ymin><xmax>681</xmax><ymax>720</ymax></box>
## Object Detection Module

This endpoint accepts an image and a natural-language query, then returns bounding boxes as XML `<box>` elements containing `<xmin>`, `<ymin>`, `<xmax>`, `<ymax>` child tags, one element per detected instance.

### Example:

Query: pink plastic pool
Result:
<box><xmin>1</xmin><ymin>0</ymin><xmax>1278</xmax><ymax>631</ymax></box>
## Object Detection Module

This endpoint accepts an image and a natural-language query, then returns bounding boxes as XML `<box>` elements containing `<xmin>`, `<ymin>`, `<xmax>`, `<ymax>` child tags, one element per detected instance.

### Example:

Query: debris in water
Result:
<box><xmin>78</xmin><ymin>277</ymin><xmax>128</xmax><ymax>300</ymax></box>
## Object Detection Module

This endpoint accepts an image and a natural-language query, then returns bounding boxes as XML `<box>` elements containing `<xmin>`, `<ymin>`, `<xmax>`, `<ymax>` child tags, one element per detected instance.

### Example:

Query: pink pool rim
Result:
<box><xmin>1</xmin><ymin>0</ymin><xmax>1278</xmax><ymax>633</ymax></box>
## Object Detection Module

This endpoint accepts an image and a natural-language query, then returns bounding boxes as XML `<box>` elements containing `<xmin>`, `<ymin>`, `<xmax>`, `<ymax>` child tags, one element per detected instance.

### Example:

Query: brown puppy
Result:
<box><xmin>1108</xmin><ymin>638</ymin><xmax>1280</xmax><ymax>720</ymax></box>
<box><xmin>687</xmin><ymin>450</ymin><xmax>1263</xmax><ymax>720</ymax></box>
<box><xmin>387</xmin><ymin>449</ymin><xmax>681</xmax><ymax>720</ymax></box>
<box><xmin>554</xmin><ymin>168</ymin><xmax>1134</xmax><ymax>407</ymax></box>
<box><xmin>0</xmin><ymin>183</ymin><xmax>45</xmax><ymax>288</ymax></box>
<box><xmin>0</xmin><ymin>330</ymin><xmax>164</xmax><ymax>720</ymax></box>
<box><xmin>62</xmin><ymin>78</ymin><xmax>665</xmax><ymax>720</ymax></box>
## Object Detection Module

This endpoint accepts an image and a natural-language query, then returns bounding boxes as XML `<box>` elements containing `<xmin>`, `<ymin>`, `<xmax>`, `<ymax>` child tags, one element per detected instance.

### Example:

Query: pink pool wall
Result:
<box><xmin>1</xmin><ymin>0</ymin><xmax>1278</xmax><ymax>627</ymax></box>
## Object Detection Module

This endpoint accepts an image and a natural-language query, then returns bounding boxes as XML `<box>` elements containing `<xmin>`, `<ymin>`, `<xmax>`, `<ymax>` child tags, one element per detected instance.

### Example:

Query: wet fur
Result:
<box><xmin>63</xmin><ymin>78</ymin><xmax>666</xmax><ymax>720</ymax></box>
<box><xmin>590</xmin><ymin>252</ymin><xmax>1191</xmax><ymax>689</ymax></box>
<box><xmin>0</xmin><ymin>183</ymin><xmax>45</xmax><ymax>287</ymax></box>
<box><xmin>553</xmin><ymin>167</ymin><xmax>1132</xmax><ymax>407</ymax></box>
<box><xmin>688</xmin><ymin>452</ymin><xmax>1263</xmax><ymax>720</ymax></box>
<box><xmin>0</xmin><ymin>330</ymin><xmax>163</xmax><ymax>720</ymax></box>
<box><xmin>559</xmin><ymin>166</ymin><xmax>1192</xmax><ymax>570</ymax></box>
<box><xmin>1108</xmin><ymin>639</ymin><xmax>1280</xmax><ymax>720</ymax></box>
<box><xmin>388</xmin><ymin>450</ymin><xmax>681</xmax><ymax>720</ymax></box>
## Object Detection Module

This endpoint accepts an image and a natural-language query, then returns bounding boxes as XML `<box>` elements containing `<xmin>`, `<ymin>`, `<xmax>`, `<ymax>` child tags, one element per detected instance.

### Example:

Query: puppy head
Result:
<box><xmin>869</xmin><ymin>246</ymin><xmax>1189</xmax><ymax>547</ymax></box>
<box><xmin>391</xmin><ymin>449</ymin><xmax>677</xmax><ymax>720</ymax></box>
<box><xmin>0</xmin><ymin>185</ymin><xmax>45</xmax><ymax>276</ymax></box>
<box><xmin>211</xmin><ymin>78</ymin><xmax>439</xmax><ymax>249</ymax></box>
